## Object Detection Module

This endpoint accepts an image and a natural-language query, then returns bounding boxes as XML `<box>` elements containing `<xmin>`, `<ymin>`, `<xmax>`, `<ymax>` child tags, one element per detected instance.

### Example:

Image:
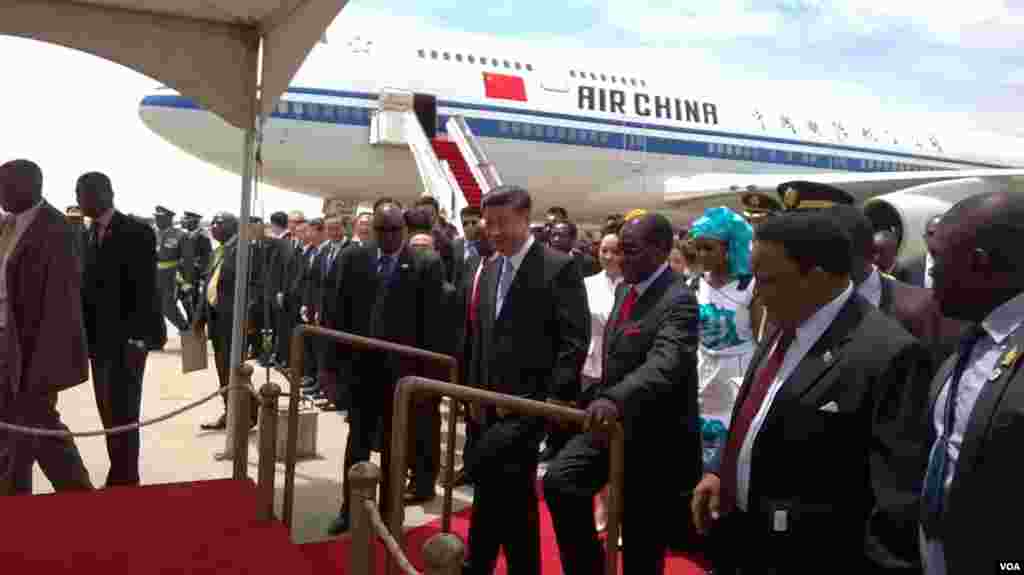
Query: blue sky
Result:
<box><xmin>1</xmin><ymin>1</ymin><xmax>1021</xmax><ymax>217</ymax></box>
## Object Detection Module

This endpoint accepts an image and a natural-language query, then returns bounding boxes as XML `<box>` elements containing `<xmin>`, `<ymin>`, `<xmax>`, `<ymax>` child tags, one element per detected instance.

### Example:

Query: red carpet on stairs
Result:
<box><xmin>300</xmin><ymin>481</ymin><xmax>710</xmax><ymax>574</ymax></box>
<box><xmin>1</xmin><ymin>479</ymin><xmax>315</xmax><ymax>575</ymax></box>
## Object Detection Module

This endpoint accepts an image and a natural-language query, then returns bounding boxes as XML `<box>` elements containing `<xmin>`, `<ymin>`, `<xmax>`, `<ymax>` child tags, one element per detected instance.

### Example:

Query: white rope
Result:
<box><xmin>0</xmin><ymin>384</ymin><xmax>255</xmax><ymax>438</ymax></box>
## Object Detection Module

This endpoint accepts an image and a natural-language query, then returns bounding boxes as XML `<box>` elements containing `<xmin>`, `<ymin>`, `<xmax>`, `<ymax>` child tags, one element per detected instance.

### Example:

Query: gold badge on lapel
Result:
<box><xmin>1000</xmin><ymin>346</ymin><xmax>1019</xmax><ymax>369</ymax></box>
<box><xmin>783</xmin><ymin>187</ymin><xmax>800</xmax><ymax>209</ymax></box>
<box><xmin>822</xmin><ymin>350</ymin><xmax>833</xmax><ymax>364</ymax></box>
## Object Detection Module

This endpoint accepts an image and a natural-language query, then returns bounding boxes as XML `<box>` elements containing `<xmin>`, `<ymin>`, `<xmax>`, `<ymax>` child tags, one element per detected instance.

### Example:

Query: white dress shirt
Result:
<box><xmin>857</xmin><ymin>266</ymin><xmax>883</xmax><ymax>308</ymax></box>
<box><xmin>923</xmin><ymin>291</ymin><xmax>1024</xmax><ymax>575</ymax></box>
<box><xmin>736</xmin><ymin>281</ymin><xmax>854</xmax><ymax>511</ymax></box>
<box><xmin>0</xmin><ymin>199</ymin><xmax>44</xmax><ymax>330</ymax></box>
<box><xmin>582</xmin><ymin>270</ymin><xmax>622</xmax><ymax>381</ymax></box>
<box><xmin>923</xmin><ymin>252</ymin><xmax>934</xmax><ymax>289</ymax></box>
<box><xmin>495</xmin><ymin>234</ymin><xmax>534</xmax><ymax>318</ymax></box>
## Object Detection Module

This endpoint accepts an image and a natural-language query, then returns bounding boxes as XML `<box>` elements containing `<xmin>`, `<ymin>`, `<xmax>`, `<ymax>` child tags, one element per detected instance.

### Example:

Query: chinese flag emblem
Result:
<box><xmin>483</xmin><ymin>72</ymin><xmax>527</xmax><ymax>102</ymax></box>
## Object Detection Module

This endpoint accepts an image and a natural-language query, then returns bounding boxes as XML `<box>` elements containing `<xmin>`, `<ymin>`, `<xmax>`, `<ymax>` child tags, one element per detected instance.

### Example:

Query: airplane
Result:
<box><xmin>138</xmin><ymin>15</ymin><xmax>1024</xmax><ymax>266</ymax></box>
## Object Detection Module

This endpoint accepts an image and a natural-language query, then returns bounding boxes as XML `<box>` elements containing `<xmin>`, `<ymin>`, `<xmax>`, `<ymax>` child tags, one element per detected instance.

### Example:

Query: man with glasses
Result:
<box><xmin>327</xmin><ymin>205</ymin><xmax>447</xmax><ymax>535</ymax></box>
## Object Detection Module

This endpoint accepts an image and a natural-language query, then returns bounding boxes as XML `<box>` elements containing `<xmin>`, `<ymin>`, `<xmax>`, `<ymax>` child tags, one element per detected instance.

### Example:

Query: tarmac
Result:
<box><xmin>31</xmin><ymin>329</ymin><xmax>474</xmax><ymax>544</ymax></box>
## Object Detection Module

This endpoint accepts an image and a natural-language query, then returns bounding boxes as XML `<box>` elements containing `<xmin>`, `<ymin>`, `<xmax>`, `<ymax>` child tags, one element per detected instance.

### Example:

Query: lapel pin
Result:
<box><xmin>999</xmin><ymin>346</ymin><xmax>1019</xmax><ymax>369</ymax></box>
<box><xmin>400</xmin><ymin>263</ymin><xmax>409</xmax><ymax>270</ymax></box>
<box><xmin>822</xmin><ymin>350</ymin><xmax>833</xmax><ymax>364</ymax></box>
<box><xmin>989</xmin><ymin>367</ymin><xmax>1004</xmax><ymax>382</ymax></box>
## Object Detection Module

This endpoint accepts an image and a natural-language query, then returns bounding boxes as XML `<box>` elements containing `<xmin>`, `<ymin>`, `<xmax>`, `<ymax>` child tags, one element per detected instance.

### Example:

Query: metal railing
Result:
<box><xmin>388</xmin><ymin>375</ymin><xmax>624</xmax><ymax>575</ymax></box>
<box><xmin>349</xmin><ymin>462</ymin><xmax>465</xmax><ymax>575</ymax></box>
<box><xmin>445</xmin><ymin>115</ymin><xmax>503</xmax><ymax>193</ymax></box>
<box><xmin>283</xmin><ymin>326</ymin><xmax>459</xmax><ymax>530</ymax></box>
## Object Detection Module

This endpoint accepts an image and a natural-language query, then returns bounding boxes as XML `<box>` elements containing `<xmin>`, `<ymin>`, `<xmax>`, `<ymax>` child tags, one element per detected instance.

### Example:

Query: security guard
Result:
<box><xmin>776</xmin><ymin>180</ymin><xmax>856</xmax><ymax>211</ymax></box>
<box><xmin>739</xmin><ymin>191</ymin><xmax>783</xmax><ymax>222</ymax></box>
<box><xmin>179</xmin><ymin>211</ymin><xmax>212</xmax><ymax>325</ymax></box>
<box><xmin>154</xmin><ymin>206</ymin><xmax>189</xmax><ymax>333</ymax></box>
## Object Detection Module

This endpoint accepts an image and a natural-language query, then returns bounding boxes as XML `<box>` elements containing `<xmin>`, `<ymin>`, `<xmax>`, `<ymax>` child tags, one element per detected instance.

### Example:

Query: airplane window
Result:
<box><xmin>611</xmin><ymin>76</ymin><xmax>617</xmax><ymax>83</ymax></box>
<box><xmin>418</xmin><ymin>49</ymin><xmax>425</xmax><ymax>58</ymax></box>
<box><xmin>468</xmin><ymin>55</ymin><xmax>475</xmax><ymax>63</ymax></box>
<box><xmin>590</xmin><ymin>73</ymin><xmax>597</xmax><ymax>80</ymax></box>
<box><xmin>503</xmin><ymin>60</ymin><xmax>511</xmax><ymax>68</ymax></box>
<box><xmin>558</xmin><ymin>127</ymin><xmax>567</xmax><ymax>139</ymax></box>
<box><xmin>569</xmin><ymin>70</ymin><xmax>576</xmax><ymax>77</ymax></box>
<box><xmin>491</xmin><ymin>58</ymin><xmax>499</xmax><ymax>66</ymax></box>
<box><xmin>431</xmin><ymin>50</ymin><xmax>438</xmax><ymax>59</ymax></box>
<box><xmin>456</xmin><ymin>54</ymin><xmax>463</xmax><ymax>62</ymax></box>
<box><xmin>640</xmin><ymin>80</ymin><xmax>646</xmax><ymax>87</ymax></box>
<box><xmin>600</xmin><ymin>74</ymin><xmax>607</xmax><ymax>81</ymax></box>
<box><xmin>443</xmin><ymin>52</ymin><xmax>450</xmax><ymax>60</ymax></box>
<box><xmin>515</xmin><ymin>62</ymin><xmax>522</xmax><ymax>70</ymax></box>
<box><xmin>526</xmin><ymin>64</ymin><xmax>533</xmax><ymax>71</ymax></box>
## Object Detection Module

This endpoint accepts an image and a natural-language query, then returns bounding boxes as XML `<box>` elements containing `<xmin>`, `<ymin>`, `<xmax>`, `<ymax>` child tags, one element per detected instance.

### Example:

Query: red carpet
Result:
<box><xmin>0</xmin><ymin>479</ymin><xmax>315</xmax><ymax>574</ymax></box>
<box><xmin>300</xmin><ymin>482</ymin><xmax>711</xmax><ymax>574</ymax></box>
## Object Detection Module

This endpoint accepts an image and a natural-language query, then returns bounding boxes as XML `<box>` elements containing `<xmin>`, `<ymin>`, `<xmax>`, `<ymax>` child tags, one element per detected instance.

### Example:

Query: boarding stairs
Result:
<box><xmin>369</xmin><ymin>88</ymin><xmax>502</xmax><ymax>216</ymax></box>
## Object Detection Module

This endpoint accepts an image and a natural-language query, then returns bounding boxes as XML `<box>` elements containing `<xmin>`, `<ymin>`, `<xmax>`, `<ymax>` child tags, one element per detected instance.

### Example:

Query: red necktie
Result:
<box><xmin>468</xmin><ymin>258</ymin><xmax>486</xmax><ymax>325</ymax></box>
<box><xmin>718</xmin><ymin>328</ymin><xmax>796</xmax><ymax>512</ymax></box>
<box><xmin>614</xmin><ymin>287</ymin><xmax>637</xmax><ymax>326</ymax></box>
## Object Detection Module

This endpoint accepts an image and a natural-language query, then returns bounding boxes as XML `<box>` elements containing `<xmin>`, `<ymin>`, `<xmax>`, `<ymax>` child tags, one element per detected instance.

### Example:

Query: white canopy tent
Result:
<box><xmin>2</xmin><ymin>0</ymin><xmax>348</xmax><ymax>468</ymax></box>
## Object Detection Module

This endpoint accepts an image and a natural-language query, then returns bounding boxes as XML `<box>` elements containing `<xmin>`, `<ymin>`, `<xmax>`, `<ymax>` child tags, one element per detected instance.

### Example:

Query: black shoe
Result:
<box><xmin>327</xmin><ymin>510</ymin><xmax>350</xmax><ymax>535</ymax></box>
<box><xmin>200</xmin><ymin>413</ymin><xmax>227</xmax><ymax>431</ymax></box>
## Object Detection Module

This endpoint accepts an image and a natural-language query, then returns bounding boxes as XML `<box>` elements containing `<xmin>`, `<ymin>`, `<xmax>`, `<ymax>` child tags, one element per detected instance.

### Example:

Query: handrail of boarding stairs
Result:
<box><xmin>445</xmin><ymin>115</ymin><xmax>503</xmax><ymax>194</ymax></box>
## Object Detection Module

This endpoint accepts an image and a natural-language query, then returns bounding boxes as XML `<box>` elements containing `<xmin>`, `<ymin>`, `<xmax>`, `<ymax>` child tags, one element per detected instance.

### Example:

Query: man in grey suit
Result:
<box><xmin>919</xmin><ymin>188</ymin><xmax>1024</xmax><ymax>574</ymax></box>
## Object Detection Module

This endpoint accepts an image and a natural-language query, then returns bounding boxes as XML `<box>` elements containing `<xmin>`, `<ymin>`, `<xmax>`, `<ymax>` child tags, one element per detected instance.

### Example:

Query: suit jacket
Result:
<box><xmin>81</xmin><ymin>210</ymin><xmax>162</xmax><ymax>353</ymax></box>
<box><xmin>471</xmin><ymin>241</ymin><xmax>589</xmax><ymax>403</ymax></box>
<box><xmin>198</xmin><ymin>236</ymin><xmax>239</xmax><ymax>326</ymax></box>
<box><xmin>180</xmin><ymin>229</ymin><xmax>212</xmax><ymax>285</ymax></box>
<box><xmin>455</xmin><ymin>252</ymin><xmax>486</xmax><ymax>388</ymax></box>
<box><xmin>928</xmin><ymin>325</ymin><xmax>1024</xmax><ymax>574</ymax></box>
<box><xmin>4</xmin><ymin>202</ymin><xmax>90</xmax><ymax>403</ymax></box>
<box><xmin>711</xmin><ymin>295</ymin><xmax>934</xmax><ymax>571</ymax></box>
<box><xmin>333</xmin><ymin>243</ymin><xmax>448</xmax><ymax>385</ymax></box>
<box><xmin>573</xmin><ymin>250</ymin><xmax>601</xmax><ymax>278</ymax></box>
<box><xmin>598</xmin><ymin>268</ymin><xmax>701</xmax><ymax>483</ymax></box>
<box><xmin>879</xmin><ymin>274</ymin><xmax>965</xmax><ymax>367</ymax></box>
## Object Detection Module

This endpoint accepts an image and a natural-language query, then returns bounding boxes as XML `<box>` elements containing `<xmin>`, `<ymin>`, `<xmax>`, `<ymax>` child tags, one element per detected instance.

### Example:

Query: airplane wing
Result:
<box><xmin>664</xmin><ymin>168</ymin><xmax>1024</xmax><ymax>207</ymax></box>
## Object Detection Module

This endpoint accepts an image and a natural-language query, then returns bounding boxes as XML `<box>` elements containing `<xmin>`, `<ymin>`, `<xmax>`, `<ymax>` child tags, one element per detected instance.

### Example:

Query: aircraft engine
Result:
<box><xmin>862</xmin><ymin>177</ymin><xmax>1017</xmax><ymax>268</ymax></box>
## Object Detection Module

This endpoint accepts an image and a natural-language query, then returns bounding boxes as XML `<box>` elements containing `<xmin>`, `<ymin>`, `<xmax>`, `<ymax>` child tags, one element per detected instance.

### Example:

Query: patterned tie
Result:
<box><xmin>206</xmin><ymin>244</ymin><xmax>226</xmax><ymax>306</ymax></box>
<box><xmin>614</xmin><ymin>286</ymin><xmax>638</xmax><ymax>326</ymax></box>
<box><xmin>921</xmin><ymin>324</ymin><xmax>986</xmax><ymax>538</ymax></box>
<box><xmin>718</xmin><ymin>328</ymin><xmax>797</xmax><ymax>512</ymax></box>
<box><xmin>495</xmin><ymin>256</ymin><xmax>514</xmax><ymax>318</ymax></box>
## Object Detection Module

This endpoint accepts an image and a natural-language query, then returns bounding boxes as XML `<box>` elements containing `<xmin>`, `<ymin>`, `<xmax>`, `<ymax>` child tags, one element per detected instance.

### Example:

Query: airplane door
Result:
<box><xmin>413</xmin><ymin>93</ymin><xmax>437</xmax><ymax>139</ymax></box>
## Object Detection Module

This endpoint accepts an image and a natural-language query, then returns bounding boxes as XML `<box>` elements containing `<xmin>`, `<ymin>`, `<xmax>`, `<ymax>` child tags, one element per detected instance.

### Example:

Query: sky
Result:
<box><xmin>1</xmin><ymin>0</ymin><xmax>1021</xmax><ymax>217</ymax></box>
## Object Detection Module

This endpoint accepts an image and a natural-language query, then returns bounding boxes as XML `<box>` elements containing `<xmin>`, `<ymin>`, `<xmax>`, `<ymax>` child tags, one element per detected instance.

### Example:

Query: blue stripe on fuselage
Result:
<box><xmin>139</xmin><ymin>90</ymin><xmax>1005</xmax><ymax>171</ymax></box>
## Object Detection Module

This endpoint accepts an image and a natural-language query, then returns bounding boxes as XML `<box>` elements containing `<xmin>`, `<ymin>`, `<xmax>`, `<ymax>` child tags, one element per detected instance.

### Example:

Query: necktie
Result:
<box><xmin>92</xmin><ymin>221</ymin><xmax>106</xmax><ymax>247</ymax></box>
<box><xmin>495</xmin><ymin>256</ymin><xmax>514</xmax><ymax>318</ymax></box>
<box><xmin>614</xmin><ymin>287</ymin><xmax>638</xmax><ymax>326</ymax></box>
<box><xmin>0</xmin><ymin>215</ymin><xmax>15</xmax><ymax>255</ymax></box>
<box><xmin>718</xmin><ymin>328</ymin><xmax>797</xmax><ymax>512</ymax></box>
<box><xmin>207</xmin><ymin>244</ymin><xmax>226</xmax><ymax>306</ymax></box>
<box><xmin>468</xmin><ymin>258</ymin><xmax>486</xmax><ymax>325</ymax></box>
<box><xmin>378</xmin><ymin>254</ymin><xmax>393</xmax><ymax>278</ymax></box>
<box><xmin>921</xmin><ymin>324</ymin><xmax>986</xmax><ymax>538</ymax></box>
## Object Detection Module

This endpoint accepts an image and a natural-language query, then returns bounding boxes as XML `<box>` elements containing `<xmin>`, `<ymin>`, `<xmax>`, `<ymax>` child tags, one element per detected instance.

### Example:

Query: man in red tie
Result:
<box><xmin>544</xmin><ymin>212</ymin><xmax>701</xmax><ymax>574</ymax></box>
<box><xmin>691</xmin><ymin>210</ymin><xmax>934</xmax><ymax>574</ymax></box>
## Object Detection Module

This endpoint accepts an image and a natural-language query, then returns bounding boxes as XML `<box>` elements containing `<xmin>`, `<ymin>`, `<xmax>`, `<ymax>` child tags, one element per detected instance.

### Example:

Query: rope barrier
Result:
<box><xmin>0</xmin><ymin>383</ymin><xmax>255</xmax><ymax>438</ymax></box>
<box><xmin>362</xmin><ymin>499</ymin><xmax>421</xmax><ymax>575</ymax></box>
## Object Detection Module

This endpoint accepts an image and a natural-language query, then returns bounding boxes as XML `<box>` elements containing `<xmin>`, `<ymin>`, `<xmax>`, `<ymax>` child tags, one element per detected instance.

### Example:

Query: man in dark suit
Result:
<box><xmin>76</xmin><ymin>171</ymin><xmax>162</xmax><ymax>487</ymax></box>
<box><xmin>548</xmin><ymin>219</ymin><xmax>601</xmax><ymax>278</ymax></box>
<box><xmin>451</xmin><ymin>205</ymin><xmax>483</xmax><ymax>288</ymax></box>
<box><xmin>544</xmin><ymin>212</ymin><xmax>701</xmax><ymax>573</ymax></box>
<box><xmin>265</xmin><ymin>211</ymin><xmax>298</xmax><ymax>366</ymax></box>
<box><xmin>193</xmin><ymin>213</ymin><xmax>258</xmax><ymax>431</ymax></box>
<box><xmin>462</xmin><ymin>185</ymin><xmax>590</xmax><ymax>574</ymax></box>
<box><xmin>179</xmin><ymin>211</ymin><xmax>212</xmax><ymax>326</ymax></box>
<box><xmin>919</xmin><ymin>189</ymin><xmax>1024</xmax><ymax>574</ymax></box>
<box><xmin>691</xmin><ymin>210</ymin><xmax>934</xmax><ymax>574</ymax></box>
<box><xmin>326</xmin><ymin>205</ymin><xmax>447</xmax><ymax>535</ymax></box>
<box><xmin>831</xmin><ymin>205</ymin><xmax>964</xmax><ymax>367</ymax></box>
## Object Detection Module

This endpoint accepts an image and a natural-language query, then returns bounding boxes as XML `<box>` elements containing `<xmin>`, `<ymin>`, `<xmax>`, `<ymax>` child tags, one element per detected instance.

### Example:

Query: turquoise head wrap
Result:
<box><xmin>689</xmin><ymin>207</ymin><xmax>753</xmax><ymax>278</ymax></box>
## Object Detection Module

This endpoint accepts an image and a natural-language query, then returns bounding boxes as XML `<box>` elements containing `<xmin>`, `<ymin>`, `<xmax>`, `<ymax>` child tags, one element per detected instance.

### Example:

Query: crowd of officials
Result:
<box><xmin>2</xmin><ymin>154</ymin><xmax>1023</xmax><ymax>574</ymax></box>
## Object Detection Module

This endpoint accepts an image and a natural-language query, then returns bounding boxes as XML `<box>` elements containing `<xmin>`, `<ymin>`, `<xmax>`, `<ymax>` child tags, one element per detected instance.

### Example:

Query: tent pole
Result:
<box><xmin>222</xmin><ymin>125</ymin><xmax>257</xmax><ymax>478</ymax></box>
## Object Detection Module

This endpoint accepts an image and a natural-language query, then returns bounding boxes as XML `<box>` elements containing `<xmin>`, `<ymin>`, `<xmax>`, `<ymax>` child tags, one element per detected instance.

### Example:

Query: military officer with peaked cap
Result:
<box><xmin>740</xmin><ymin>191</ymin><xmax>783</xmax><ymax>222</ymax></box>
<box><xmin>154</xmin><ymin>205</ymin><xmax>189</xmax><ymax>333</ymax></box>
<box><xmin>179</xmin><ymin>211</ymin><xmax>212</xmax><ymax>325</ymax></box>
<box><xmin>776</xmin><ymin>180</ymin><xmax>856</xmax><ymax>211</ymax></box>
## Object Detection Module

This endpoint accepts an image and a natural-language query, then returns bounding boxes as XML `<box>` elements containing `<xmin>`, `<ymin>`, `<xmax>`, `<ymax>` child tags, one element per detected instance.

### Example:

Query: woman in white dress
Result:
<box><xmin>689</xmin><ymin>207</ymin><xmax>763</xmax><ymax>425</ymax></box>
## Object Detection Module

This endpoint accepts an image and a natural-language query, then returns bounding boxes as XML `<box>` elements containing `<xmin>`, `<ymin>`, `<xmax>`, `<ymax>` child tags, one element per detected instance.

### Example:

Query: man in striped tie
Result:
<box><xmin>691</xmin><ymin>210</ymin><xmax>933</xmax><ymax>574</ymax></box>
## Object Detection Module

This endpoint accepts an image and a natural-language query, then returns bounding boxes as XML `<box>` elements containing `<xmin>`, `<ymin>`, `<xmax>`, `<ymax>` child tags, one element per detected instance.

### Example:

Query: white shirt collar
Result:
<box><xmin>502</xmin><ymin>234</ymin><xmax>535</xmax><ymax>272</ymax></box>
<box><xmin>857</xmin><ymin>266</ymin><xmax>883</xmax><ymax>308</ymax></box>
<box><xmin>631</xmin><ymin>261</ymin><xmax>670</xmax><ymax>297</ymax></box>
<box><xmin>795</xmin><ymin>281</ymin><xmax>854</xmax><ymax>344</ymax></box>
<box><xmin>981</xmin><ymin>291</ymin><xmax>1024</xmax><ymax>345</ymax></box>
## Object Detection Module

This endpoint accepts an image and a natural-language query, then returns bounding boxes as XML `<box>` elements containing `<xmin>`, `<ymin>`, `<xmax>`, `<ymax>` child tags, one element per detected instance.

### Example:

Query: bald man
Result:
<box><xmin>920</xmin><ymin>189</ymin><xmax>1024</xmax><ymax>574</ymax></box>
<box><xmin>0</xmin><ymin>159</ymin><xmax>93</xmax><ymax>495</ymax></box>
